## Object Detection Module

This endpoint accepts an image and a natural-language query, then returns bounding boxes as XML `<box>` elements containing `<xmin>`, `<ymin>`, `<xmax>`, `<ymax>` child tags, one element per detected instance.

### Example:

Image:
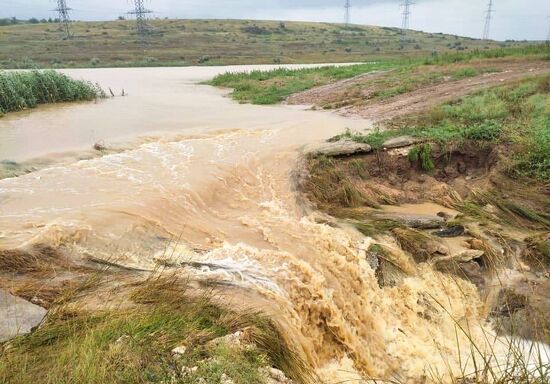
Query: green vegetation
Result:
<box><xmin>209</xmin><ymin>44</ymin><xmax>549</xmax><ymax>106</ymax></box>
<box><xmin>339</xmin><ymin>75</ymin><xmax>550</xmax><ymax>181</ymax></box>
<box><xmin>362</xmin><ymin>65</ymin><xmax>498</xmax><ymax>102</ymax></box>
<box><xmin>0</xmin><ymin>17</ymin><xmax>59</xmax><ymax>26</ymax></box>
<box><xmin>0</xmin><ymin>70</ymin><xmax>105</xmax><ymax>116</ymax></box>
<box><xmin>408</xmin><ymin>143</ymin><xmax>435</xmax><ymax>172</ymax></box>
<box><xmin>0</xmin><ymin>277</ymin><xmax>308</xmax><ymax>384</ymax></box>
<box><xmin>0</xmin><ymin>19</ymin><xmax>525</xmax><ymax>69</ymax></box>
<box><xmin>330</xmin><ymin>128</ymin><xmax>398</xmax><ymax>150</ymax></box>
<box><xmin>423</xmin><ymin>44</ymin><xmax>550</xmax><ymax>65</ymax></box>
<box><xmin>207</xmin><ymin>61</ymin><xmax>396</xmax><ymax>104</ymax></box>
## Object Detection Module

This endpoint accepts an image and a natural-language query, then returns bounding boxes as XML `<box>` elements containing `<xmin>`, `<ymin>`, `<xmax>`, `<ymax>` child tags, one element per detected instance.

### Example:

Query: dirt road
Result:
<box><xmin>287</xmin><ymin>59</ymin><xmax>550</xmax><ymax>121</ymax></box>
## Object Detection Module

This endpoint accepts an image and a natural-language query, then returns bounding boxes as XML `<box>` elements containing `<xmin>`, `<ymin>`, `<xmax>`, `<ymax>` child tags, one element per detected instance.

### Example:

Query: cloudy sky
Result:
<box><xmin>4</xmin><ymin>0</ymin><xmax>549</xmax><ymax>41</ymax></box>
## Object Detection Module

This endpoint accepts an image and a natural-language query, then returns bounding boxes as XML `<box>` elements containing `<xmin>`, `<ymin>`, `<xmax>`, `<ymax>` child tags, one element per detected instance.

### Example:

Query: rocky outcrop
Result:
<box><xmin>363</xmin><ymin>241</ymin><xmax>413</xmax><ymax>288</ymax></box>
<box><xmin>373</xmin><ymin>212</ymin><xmax>445</xmax><ymax>229</ymax></box>
<box><xmin>382</xmin><ymin>135</ymin><xmax>420</xmax><ymax>149</ymax></box>
<box><xmin>432</xmin><ymin>250</ymin><xmax>486</xmax><ymax>287</ymax></box>
<box><xmin>432</xmin><ymin>225</ymin><xmax>466</xmax><ymax>238</ymax></box>
<box><xmin>207</xmin><ymin>328</ymin><xmax>254</xmax><ymax>348</ymax></box>
<box><xmin>265</xmin><ymin>368</ymin><xmax>294</xmax><ymax>384</ymax></box>
<box><xmin>305</xmin><ymin>139</ymin><xmax>372</xmax><ymax>157</ymax></box>
<box><xmin>392</xmin><ymin>227</ymin><xmax>449</xmax><ymax>263</ymax></box>
<box><xmin>0</xmin><ymin>289</ymin><xmax>46</xmax><ymax>342</ymax></box>
<box><xmin>375</xmin><ymin>257</ymin><xmax>406</xmax><ymax>288</ymax></box>
<box><xmin>491</xmin><ymin>281</ymin><xmax>550</xmax><ymax>345</ymax></box>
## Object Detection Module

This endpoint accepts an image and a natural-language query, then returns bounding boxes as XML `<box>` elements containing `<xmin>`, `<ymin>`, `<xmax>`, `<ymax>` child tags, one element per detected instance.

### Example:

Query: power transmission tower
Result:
<box><xmin>54</xmin><ymin>0</ymin><xmax>72</xmax><ymax>39</ymax></box>
<box><xmin>401</xmin><ymin>0</ymin><xmax>414</xmax><ymax>41</ymax></box>
<box><xmin>128</xmin><ymin>0</ymin><xmax>153</xmax><ymax>46</ymax></box>
<box><xmin>344</xmin><ymin>0</ymin><xmax>351</xmax><ymax>25</ymax></box>
<box><xmin>482</xmin><ymin>0</ymin><xmax>495</xmax><ymax>40</ymax></box>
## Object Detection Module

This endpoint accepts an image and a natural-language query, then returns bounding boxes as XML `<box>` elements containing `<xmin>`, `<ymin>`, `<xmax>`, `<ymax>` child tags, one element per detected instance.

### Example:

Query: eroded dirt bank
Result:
<box><xmin>297</xmin><ymin>93</ymin><xmax>550</xmax><ymax>380</ymax></box>
<box><xmin>300</xmin><ymin>139</ymin><xmax>549</xmax><ymax>338</ymax></box>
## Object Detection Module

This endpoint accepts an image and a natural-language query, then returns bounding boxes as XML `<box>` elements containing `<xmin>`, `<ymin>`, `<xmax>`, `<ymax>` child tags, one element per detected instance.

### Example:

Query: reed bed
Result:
<box><xmin>0</xmin><ymin>70</ymin><xmax>105</xmax><ymax>116</ymax></box>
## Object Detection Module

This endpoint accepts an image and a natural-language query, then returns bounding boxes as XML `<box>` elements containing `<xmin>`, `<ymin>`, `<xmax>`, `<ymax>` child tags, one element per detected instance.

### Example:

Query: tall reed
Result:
<box><xmin>0</xmin><ymin>70</ymin><xmax>105</xmax><ymax>116</ymax></box>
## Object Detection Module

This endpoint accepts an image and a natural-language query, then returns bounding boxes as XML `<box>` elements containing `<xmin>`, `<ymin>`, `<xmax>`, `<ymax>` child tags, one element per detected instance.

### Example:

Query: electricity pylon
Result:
<box><xmin>128</xmin><ymin>0</ymin><xmax>153</xmax><ymax>46</ymax></box>
<box><xmin>482</xmin><ymin>0</ymin><xmax>495</xmax><ymax>40</ymax></box>
<box><xmin>401</xmin><ymin>0</ymin><xmax>414</xmax><ymax>42</ymax></box>
<box><xmin>54</xmin><ymin>0</ymin><xmax>72</xmax><ymax>39</ymax></box>
<box><xmin>344</xmin><ymin>0</ymin><xmax>351</xmax><ymax>25</ymax></box>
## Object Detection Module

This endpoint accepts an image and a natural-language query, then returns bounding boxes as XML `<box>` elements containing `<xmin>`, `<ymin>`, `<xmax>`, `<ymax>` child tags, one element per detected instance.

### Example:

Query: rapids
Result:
<box><xmin>0</xmin><ymin>66</ymin><xmax>542</xmax><ymax>382</ymax></box>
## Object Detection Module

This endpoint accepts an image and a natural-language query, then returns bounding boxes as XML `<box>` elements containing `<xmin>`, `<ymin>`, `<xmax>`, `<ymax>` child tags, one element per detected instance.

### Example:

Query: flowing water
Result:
<box><xmin>0</xmin><ymin>66</ymin><xmax>537</xmax><ymax>382</ymax></box>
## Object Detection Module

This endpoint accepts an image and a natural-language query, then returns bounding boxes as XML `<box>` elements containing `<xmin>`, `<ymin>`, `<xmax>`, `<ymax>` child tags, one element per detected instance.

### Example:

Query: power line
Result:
<box><xmin>482</xmin><ymin>0</ymin><xmax>495</xmax><ymax>40</ymax></box>
<box><xmin>401</xmin><ymin>0</ymin><xmax>414</xmax><ymax>41</ymax></box>
<box><xmin>344</xmin><ymin>0</ymin><xmax>351</xmax><ymax>26</ymax></box>
<box><xmin>128</xmin><ymin>0</ymin><xmax>153</xmax><ymax>46</ymax></box>
<box><xmin>54</xmin><ymin>0</ymin><xmax>72</xmax><ymax>39</ymax></box>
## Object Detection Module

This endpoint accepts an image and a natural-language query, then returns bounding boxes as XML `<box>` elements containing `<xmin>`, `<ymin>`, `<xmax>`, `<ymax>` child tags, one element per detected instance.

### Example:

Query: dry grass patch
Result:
<box><xmin>0</xmin><ymin>275</ymin><xmax>312</xmax><ymax>384</ymax></box>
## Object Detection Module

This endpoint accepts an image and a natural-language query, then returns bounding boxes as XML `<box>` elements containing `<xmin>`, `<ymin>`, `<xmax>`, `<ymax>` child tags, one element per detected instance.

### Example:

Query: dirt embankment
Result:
<box><xmin>287</xmin><ymin>59</ymin><xmax>550</xmax><ymax>121</ymax></box>
<box><xmin>294</xmin><ymin>60</ymin><xmax>550</xmax><ymax>356</ymax></box>
<box><xmin>299</xmin><ymin>137</ymin><xmax>550</xmax><ymax>345</ymax></box>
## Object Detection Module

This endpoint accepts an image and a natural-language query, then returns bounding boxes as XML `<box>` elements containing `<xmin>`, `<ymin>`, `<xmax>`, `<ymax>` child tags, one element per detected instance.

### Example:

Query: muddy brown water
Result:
<box><xmin>0</xmin><ymin>66</ymin><xmax>547</xmax><ymax>382</ymax></box>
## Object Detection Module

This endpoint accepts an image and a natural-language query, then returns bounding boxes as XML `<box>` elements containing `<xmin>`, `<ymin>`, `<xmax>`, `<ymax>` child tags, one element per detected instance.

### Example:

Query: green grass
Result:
<box><xmin>209</xmin><ymin>58</ymin><xmax>450</xmax><ymax>106</ymax></box>
<box><xmin>339</xmin><ymin>75</ymin><xmax>550</xmax><ymax>181</ymax></box>
<box><xmin>0</xmin><ymin>19</ymin><xmax>528</xmax><ymax>69</ymax></box>
<box><xmin>0</xmin><ymin>277</ymin><xmax>309</xmax><ymax>384</ymax></box>
<box><xmin>208</xmin><ymin>44</ymin><xmax>549</xmax><ymax>106</ymax></box>
<box><xmin>423</xmin><ymin>44</ymin><xmax>550</xmax><ymax>65</ymax></box>
<box><xmin>330</xmin><ymin>128</ymin><xmax>397</xmax><ymax>150</ymax></box>
<box><xmin>0</xmin><ymin>70</ymin><xmax>105</xmax><ymax>116</ymax></box>
<box><xmin>207</xmin><ymin>61</ymin><xmax>398</xmax><ymax>104</ymax></box>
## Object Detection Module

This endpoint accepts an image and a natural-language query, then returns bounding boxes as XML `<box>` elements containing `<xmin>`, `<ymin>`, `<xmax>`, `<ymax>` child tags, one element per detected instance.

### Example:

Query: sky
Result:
<box><xmin>3</xmin><ymin>0</ymin><xmax>549</xmax><ymax>41</ymax></box>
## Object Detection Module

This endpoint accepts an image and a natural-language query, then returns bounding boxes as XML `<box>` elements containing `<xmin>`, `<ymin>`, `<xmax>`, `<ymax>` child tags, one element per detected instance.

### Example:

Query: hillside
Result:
<box><xmin>0</xmin><ymin>18</ymin><xmax>524</xmax><ymax>68</ymax></box>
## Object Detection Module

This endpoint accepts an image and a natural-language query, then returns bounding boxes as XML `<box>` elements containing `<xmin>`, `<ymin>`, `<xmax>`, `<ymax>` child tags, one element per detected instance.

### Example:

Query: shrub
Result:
<box><xmin>0</xmin><ymin>70</ymin><xmax>106</xmax><ymax>115</ymax></box>
<box><xmin>408</xmin><ymin>144</ymin><xmax>435</xmax><ymax>172</ymax></box>
<box><xmin>198</xmin><ymin>55</ymin><xmax>211</xmax><ymax>64</ymax></box>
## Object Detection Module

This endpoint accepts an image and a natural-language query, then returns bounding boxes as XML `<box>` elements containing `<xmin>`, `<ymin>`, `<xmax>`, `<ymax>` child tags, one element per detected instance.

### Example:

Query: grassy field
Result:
<box><xmin>208</xmin><ymin>45</ymin><xmax>550</xmax><ymax>105</ymax></box>
<box><xmin>207</xmin><ymin>61</ymin><xmax>401</xmax><ymax>104</ymax></box>
<box><xmin>0</xmin><ymin>19</ymin><xmax>523</xmax><ymax>69</ymax></box>
<box><xmin>0</xmin><ymin>70</ymin><xmax>105</xmax><ymax>116</ymax></box>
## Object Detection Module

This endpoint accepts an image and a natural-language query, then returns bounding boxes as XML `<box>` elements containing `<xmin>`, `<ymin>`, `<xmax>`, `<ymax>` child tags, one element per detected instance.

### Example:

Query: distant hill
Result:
<box><xmin>0</xmin><ymin>19</ymin><xmax>530</xmax><ymax>68</ymax></box>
